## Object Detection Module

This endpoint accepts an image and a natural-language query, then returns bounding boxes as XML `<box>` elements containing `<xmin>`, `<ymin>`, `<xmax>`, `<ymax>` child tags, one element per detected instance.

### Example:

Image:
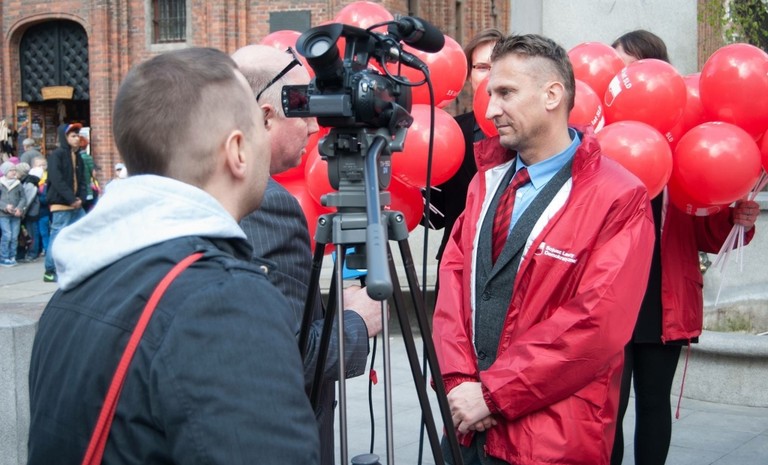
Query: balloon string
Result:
<box><xmin>711</xmin><ymin>169</ymin><xmax>767</xmax><ymax>306</ymax></box>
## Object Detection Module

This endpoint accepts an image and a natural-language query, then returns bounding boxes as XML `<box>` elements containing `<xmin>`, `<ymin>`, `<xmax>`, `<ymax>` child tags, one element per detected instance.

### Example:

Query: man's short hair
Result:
<box><xmin>112</xmin><ymin>47</ymin><xmax>255</xmax><ymax>186</ymax></box>
<box><xmin>491</xmin><ymin>34</ymin><xmax>576</xmax><ymax>112</ymax></box>
<box><xmin>23</xmin><ymin>138</ymin><xmax>36</xmax><ymax>148</ymax></box>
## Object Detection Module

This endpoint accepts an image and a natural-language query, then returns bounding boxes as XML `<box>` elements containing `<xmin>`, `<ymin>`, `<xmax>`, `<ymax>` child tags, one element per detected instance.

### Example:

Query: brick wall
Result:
<box><xmin>1</xmin><ymin>0</ymin><xmax>505</xmax><ymax>180</ymax></box>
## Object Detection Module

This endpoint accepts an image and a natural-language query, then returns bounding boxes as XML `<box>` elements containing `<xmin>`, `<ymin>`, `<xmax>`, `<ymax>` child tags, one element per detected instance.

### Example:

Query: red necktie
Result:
<box><xmin>491</xmin><ymin>167</ymin><xmax>530</xmax><ymax>263</ymax></box>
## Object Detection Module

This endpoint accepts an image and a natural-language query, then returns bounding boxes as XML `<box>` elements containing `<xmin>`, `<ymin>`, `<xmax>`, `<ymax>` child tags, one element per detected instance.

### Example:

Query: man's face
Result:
<box><xmin>469</xmin><ymin>41</ymin><xmax>496</xmax><ymax>93</ymax></box>
<box><xmin>267</xmin><ymin>66</ymin><xmax>319</xmax><ymax>175</ymax></box>
<box><xmin>66</xmin><ymin>131</ymin><xmax>81</xmax><ymax>149</ymax></box>
<box><xmin>485</xmin><ymin>54</ymin><xmax>551</xmax><ymax>154</ymax></box>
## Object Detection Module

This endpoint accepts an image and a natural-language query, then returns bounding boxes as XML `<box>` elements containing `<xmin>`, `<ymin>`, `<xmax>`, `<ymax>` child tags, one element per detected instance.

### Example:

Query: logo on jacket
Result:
<box><xmin>535</xmin><ymin>242</ymin><xmax>578</xmax><ymax>264</ymax></box>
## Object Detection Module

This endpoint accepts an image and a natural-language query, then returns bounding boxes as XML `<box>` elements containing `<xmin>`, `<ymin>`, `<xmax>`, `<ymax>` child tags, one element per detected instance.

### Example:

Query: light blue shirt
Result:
<box><xmin>509</xmin><ymin>128</ymin><xmax>581</xmax><ymax>230</ymax></box>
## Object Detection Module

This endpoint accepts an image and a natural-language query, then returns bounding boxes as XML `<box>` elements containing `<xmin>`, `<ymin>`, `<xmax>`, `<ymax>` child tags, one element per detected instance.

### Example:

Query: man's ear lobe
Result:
<box><xmin>261</xmin><ymin>104</ymin><xmax>276</xmax><ymax>128</ymax></box>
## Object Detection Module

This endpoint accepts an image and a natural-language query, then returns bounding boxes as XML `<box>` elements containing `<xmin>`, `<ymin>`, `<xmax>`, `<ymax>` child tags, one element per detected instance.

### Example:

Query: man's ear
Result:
<box><xmin>544</xmin><ymin>81</ymin><xmax>565</xmax><ymax>111</ymax></box>
<box><xmin>223</xmin><ymin>129</ymin><xmax>247</xmax><ymax>180</ymax></box>
<box><xmin>261</xmin><ymin>103</ymin><xmax>277</xmax><ymax>129</ymax></box>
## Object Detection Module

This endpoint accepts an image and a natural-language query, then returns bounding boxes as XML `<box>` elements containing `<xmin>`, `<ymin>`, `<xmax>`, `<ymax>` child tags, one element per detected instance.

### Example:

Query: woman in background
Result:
<box><xmin>610</xmin><ymin>29</ymin><xmax>760</xmax><ymax>465</ymax></box>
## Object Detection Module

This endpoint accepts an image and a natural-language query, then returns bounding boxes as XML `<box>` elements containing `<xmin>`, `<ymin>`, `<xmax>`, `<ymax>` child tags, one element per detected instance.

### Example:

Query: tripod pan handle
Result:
<box><xmin>365</xmin><ymin>223</ymin><xmax>392</xmax><ymax>300</ymax></box>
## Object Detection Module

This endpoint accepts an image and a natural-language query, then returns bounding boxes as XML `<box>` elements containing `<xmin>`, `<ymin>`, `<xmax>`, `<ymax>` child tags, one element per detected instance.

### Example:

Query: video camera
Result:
<box><xmin>282</xmin><ymin>16</ymin><xmax>445</xmax><ymax>131</ymax></box>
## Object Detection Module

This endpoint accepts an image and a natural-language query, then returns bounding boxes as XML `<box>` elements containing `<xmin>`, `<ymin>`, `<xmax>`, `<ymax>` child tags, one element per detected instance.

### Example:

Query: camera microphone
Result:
<box><xmin>387</xmin><ymin>16</ymin><xmax>445</xmax><ymax>53</ymax></box>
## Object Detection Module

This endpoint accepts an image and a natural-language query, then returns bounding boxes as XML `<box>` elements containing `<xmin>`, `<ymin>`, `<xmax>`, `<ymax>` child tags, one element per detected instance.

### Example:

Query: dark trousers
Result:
<box><xmin>611</xmin><ymin>342</ymin><xmax>682</xmax><ymax>465</ymax></box>
<box><xmin>441</xmin><ymin>434</ymin><xmax>510</xmax><ymax>465</ymax></box>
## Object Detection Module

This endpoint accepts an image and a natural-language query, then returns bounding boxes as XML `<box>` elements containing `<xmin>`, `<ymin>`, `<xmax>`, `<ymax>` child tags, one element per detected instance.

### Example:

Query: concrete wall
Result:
<box><xmin>0</xmin><ymin>313</ymin><xmax>36</xmax><ymax>465</ymax></box>
<box><xmin>511</xmin><ymin>0</ymin><xmax>700</xmax><ymax>74</ymax></box>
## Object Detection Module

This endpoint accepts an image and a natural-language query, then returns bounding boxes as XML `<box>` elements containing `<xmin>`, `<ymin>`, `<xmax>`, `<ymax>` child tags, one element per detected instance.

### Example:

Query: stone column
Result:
<box><xmin>0</xmin><ymin>311</ymin><xmax>37</xmax><ymax>465</ymax></box>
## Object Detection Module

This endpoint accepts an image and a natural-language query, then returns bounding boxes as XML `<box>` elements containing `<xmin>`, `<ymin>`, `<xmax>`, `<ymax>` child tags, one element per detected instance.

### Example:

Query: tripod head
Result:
<box><xmin>282</xmin><ymin>18</ymin><xmax>445</xmax><ymax>300</ymax></box>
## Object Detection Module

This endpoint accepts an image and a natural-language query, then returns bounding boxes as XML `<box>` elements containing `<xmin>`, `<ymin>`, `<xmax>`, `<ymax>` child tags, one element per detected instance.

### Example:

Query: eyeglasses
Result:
<box><xmin>471</xmin><ymin>63</ymin><xmax>492</xmax><ymax>72</ymax></box>
<box><xmin>255</xmin><ymin>47</ymin><xmax>303</xmax><ymax>102</ymax></box>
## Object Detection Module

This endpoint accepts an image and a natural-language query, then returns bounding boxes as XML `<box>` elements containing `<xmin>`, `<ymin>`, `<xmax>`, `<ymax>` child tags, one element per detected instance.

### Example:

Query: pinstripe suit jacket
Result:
<box><xmin>240</xmin><ymin>178</ymin><xmax>370</xmax><ymax>465</ymax></box>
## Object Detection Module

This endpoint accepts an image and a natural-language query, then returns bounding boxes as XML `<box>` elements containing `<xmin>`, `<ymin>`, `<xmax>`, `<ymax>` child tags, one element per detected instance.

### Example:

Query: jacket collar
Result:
<box><xmin>473</xmin><ymin>126</ymin><xmax>601</xmax><ymax>175</ymax></box>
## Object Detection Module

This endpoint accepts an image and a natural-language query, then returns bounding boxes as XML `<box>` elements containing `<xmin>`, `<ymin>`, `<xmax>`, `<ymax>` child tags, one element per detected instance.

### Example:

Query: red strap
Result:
<box><xmin>81</xmin><ymin>251</ymin><xmax>204</xmax><ymax>465</ymax></box>
<box><xmin>675</xmin><ymin>341</ymin><xmax>692</xmax><ymax>419</ymax></box>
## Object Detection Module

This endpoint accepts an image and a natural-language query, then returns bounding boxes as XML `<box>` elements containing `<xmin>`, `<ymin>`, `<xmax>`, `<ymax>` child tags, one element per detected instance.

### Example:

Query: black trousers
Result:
<box><xmin>611</xmin><ymin>342</ymin><xmax>682</xmax><ymax>465</ymax></box>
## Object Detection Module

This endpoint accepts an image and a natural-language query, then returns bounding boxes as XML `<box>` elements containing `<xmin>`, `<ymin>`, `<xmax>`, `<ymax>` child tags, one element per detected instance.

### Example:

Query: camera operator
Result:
<box><xmin>27</xmin><ymin>47</ymin><xmax>320</xmax><ymax>464</ymax></box>
<box><xmin>232</xmin><ymin>44</ymin><xmax>383</xmax><ymax>465</ymax></box>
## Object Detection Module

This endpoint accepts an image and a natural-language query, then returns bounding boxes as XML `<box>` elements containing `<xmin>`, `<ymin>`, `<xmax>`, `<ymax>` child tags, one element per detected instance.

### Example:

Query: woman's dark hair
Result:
<box><xmin>612</xmin><ymin>29</ymin><xmax>670</xmax><ymax>63</ymax></box>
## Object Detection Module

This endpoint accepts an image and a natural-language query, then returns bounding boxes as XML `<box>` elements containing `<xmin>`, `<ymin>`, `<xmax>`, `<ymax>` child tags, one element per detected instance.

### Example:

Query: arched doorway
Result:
<box><xmin>16</xmin><ymin>20</ymin><xmax>89</xmax><ymax>155</ymax></box>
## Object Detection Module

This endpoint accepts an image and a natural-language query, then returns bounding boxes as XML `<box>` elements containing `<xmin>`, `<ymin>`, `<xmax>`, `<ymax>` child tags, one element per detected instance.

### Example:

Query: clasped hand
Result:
<box><xmin>447</xmin><ymin>382</ymin><xmax>497</xmax><ymax>434</ymax></box>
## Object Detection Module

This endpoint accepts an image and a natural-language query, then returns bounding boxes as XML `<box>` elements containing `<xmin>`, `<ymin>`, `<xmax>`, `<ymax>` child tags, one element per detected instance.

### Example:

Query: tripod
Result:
<box><xmin>298</xmin><ymin>127</ymin><xmax>463</xmax><ymax>465</ymax></box>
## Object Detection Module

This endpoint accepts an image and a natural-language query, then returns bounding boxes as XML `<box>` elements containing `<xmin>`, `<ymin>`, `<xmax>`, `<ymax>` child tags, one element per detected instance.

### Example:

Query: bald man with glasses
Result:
<box><xmin>232</xmin><ymin>44</ymin><xmax>382</xmax><ymax>465</ymax></box>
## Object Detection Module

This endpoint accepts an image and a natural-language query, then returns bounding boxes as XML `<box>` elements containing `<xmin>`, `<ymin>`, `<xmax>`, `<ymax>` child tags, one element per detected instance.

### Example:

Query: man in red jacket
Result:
<box><xmin>432</xmin><ymin>33</ymin><xmax>656</xmax><ymax>465</ymax></box>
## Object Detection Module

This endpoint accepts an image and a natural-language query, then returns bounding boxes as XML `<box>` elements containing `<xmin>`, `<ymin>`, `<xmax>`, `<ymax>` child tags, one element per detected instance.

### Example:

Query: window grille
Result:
<box><xmin>152</xmin><ymin>0</ymin><xmax>186</xmax><ymax>44</ymax></box>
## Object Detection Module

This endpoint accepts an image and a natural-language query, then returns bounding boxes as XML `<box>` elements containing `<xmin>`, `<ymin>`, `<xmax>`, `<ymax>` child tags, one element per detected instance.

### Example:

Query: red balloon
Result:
<box><xmin>304</xmin><ymin>145</ymin><xmax>335</xmax><ymax>204</ymax></box>
<box><xmin>663</xmin><ymin>119</ymin><xmax>685</xmax><ymax>152</ymax></box>
<box><xmin>272</xmin><ymin>163</ymin><xmax>305</xmax><ymax>183</ymax></box>
<box><xmin>334</xmin><ymin>1</ymin><xmax>393</xmax><ymax>30</ymax></box>
<box><xmin>392</xmin><ymin>104</ymin><xmax>464</xmax><ymax>188</ymax></box>
<box><xmin>672</xmin><ymin>122</ymin><xmax>762</xmax><ymax>206</ymax></box>
<box><xmin>596</xmin><ymin>121</ymin><xmax>672</xmax><ymax>198</ymax></box>
<box><xmin>259</xmin><ymin>30</ymin><xmax>301</xmax><ymax>50</ymax></box>
<box><xmin>473</xmin><ymin>77</ymin><xmax>497</xmax><ymax>137</ymax></box>
<box><xmin>699</xmin><ymin>43</ymin><xmax>768</xmax><ymax>137</ymax></box>
<box><xmin>279</xmin><ymin>178</ymin><xmax>334</xmax><ymax>253</ymax></box>
<box><xmin>759</xmin><ymin>131</ymin><xmax>768</xmax><ymax>172</ymax></box>
<box><xmin>603</xmin><ymin>59</ymin><xmax>686</xmax><ymax>134</ymax></box>
<box><xmin>386</xmin><ymin>177</ymin><xmax>424</xmax><ymax>232</ymax></box>
<box><xmin>667</xmin><ymin>174</ymin><xmax>725</xmax><ymax>216</ymax></box>
<box><xmin>386</xmin><ymin>36</ymin><xmax>468</xmax><ymax>106</ymax></box>
<box><xmin>569</xmin><ymin>79</ymin><xmax>605</xmax><ymax>132</ymax></box>
<box><xmin>679</xmin><ymin>73</ymin><xmax>708</xmax><ymax>134</ymax></box>
<box><xmin>568</xmin><ymin>42</ymin><xmax>625</xmax><ymax>98</ymax></box>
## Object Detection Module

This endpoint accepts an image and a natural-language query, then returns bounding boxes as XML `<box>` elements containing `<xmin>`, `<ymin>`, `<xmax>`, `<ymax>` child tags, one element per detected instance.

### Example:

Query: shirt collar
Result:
<box><xmin>517</xmin><ymin>128</ymin><xmax>580</xmax><ymax>189</ymax></box>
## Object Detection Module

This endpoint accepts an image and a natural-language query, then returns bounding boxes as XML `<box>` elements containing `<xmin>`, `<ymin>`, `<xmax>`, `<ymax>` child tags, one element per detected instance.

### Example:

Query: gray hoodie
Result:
<box><xmin>52</xmin><ymin>174</ymin><xmax>246</xmax><ymax>290</ymax></box>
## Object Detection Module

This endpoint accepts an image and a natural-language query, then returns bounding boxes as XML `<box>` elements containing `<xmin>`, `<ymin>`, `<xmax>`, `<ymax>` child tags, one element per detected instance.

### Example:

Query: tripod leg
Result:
<box><xmin>309</xmin><ymin>264</ymin><xmax>339</xmax><ymax>408</ymax></box>
<box><xmin>385</xmin><ymin>244</ymin><xmax>449</xmax><ymax>465</ymax></box>
<box><xmin>335</xmin><ymin>243</ymin><xmax>350</xmax><ymax>465</ymax></box>
<box><xmin>300</xmin><ymin>240</ymin><xmax>328</xmax><ymax>356</ymax></box>
<box><xmin>394</xmin><ymin>238</ymin><xmax>464</xmax><ymax>465</ymax></box>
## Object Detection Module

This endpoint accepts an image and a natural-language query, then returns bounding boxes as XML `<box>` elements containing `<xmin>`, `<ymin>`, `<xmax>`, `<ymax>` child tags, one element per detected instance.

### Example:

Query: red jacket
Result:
<box><xmin>433</xmin><ymin>131</ymin><xmax>655</xmax><ymax>465</ymax></box>
<box><xmin>659</xmin><ymin>197</ymin><xmax>754</xmax><ymax>342</ymax></box>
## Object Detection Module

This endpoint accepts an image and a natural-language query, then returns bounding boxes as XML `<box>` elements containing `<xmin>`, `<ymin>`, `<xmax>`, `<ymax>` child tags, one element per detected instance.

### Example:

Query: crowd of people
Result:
<box><xmin>0</xmin><ymin>125</ymin><xmax>128</xmax><ymax>275</ymax></box>
<box><xmin>13</xmin><ymin>24</ymin><xmax>762</xmax><ymax>465</ymax></box>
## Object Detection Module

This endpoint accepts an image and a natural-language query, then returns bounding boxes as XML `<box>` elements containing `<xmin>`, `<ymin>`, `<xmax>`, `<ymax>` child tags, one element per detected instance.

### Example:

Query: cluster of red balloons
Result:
<box><xmin>259</xmin><ymin>1</ymin><xmax>467</xmax><ymax>249</ymax></box>
<box><xmin>471</xmin><ymin>41</ymin><xmax>768</xmax><ymax>214</ymax></box>
<box><xmin>569</xmin><ymin>42</ymin><xmax>766</xmax><ymax>215</ymax></box>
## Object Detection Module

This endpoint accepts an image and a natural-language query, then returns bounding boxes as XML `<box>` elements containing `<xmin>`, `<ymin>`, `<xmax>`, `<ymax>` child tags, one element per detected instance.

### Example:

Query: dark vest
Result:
<box><xmin>474</xmin><ymin>158</ymin><xmax>573</xmax><ymax>371</ymax></box>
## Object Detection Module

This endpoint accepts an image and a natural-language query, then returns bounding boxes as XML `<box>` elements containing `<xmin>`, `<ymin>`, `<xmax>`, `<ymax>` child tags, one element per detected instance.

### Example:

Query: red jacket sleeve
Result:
<box><xmin>692</xmin><ymin>206</ymin><xmax>755</xmax><ymax>253</ymax></box>
<box><xmin>432</xmin><ymin>207</ymin><xmax>480</xmax><ymax>395</ymax></box>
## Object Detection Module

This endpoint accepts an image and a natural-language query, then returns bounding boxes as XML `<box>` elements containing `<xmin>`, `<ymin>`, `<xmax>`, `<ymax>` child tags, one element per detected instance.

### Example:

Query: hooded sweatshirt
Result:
<box><xmin>52</xmin><ymin>174</ymin><xmax>246</xmax><ymax>290</ymax></box>
<box><xmin>29</xmin><ymin>173</ymin><xmax>322</xmax><ymax>464</ymax></box>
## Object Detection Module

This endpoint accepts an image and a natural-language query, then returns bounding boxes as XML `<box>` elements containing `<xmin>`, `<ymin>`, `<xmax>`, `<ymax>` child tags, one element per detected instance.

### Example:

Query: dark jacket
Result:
<box><xmin>20</xmin><ymin>173</ymin><xmax>41</xmax><ymax>218</ymax></box>
<box><xmin>427</xmin><ymin>111</ymin><xmax>480</xmax><ymax>261</ymax></box>
<box><xmin>28</xmin><ymin>236</ymin><xmax>320</xmax><ymax>464</ymax></box>
<box><xmin>46</xmin><ymin>126</ymin><xmax>86</xmax><ymax>207</ymax></box>
<box><xmin>239</xmin><ymin>178</ymin><xmax>370</xmax><ymax>465</ymax></box>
